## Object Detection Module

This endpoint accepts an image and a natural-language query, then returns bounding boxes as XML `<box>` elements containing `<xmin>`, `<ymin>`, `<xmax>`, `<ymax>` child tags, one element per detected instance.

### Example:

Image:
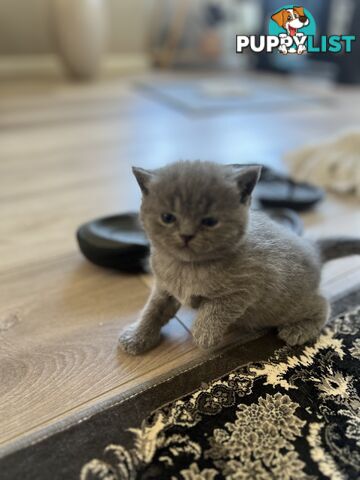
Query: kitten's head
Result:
<box><xmin>132</xmin><ymin>161</ymin><xmax>261</xmax><ymax>262</ymax></box>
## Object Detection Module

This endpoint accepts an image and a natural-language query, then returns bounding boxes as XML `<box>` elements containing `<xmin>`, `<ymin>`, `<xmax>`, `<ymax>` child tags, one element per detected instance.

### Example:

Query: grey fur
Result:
<box><xmin>119</xmin><ymin>160</ymin><xmax>360</xmax><ymax>355</ymax></box>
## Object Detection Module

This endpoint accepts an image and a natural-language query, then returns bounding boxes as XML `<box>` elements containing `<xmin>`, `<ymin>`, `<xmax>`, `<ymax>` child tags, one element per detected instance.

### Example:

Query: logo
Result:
<box><xmin>236</xmin><ymin>5</ymin><xmax>356</xmax><ymax>55</ymax></box>
<box><xmin>269</xmin><ymin>6</ymin><xmax>315</xmax><ymax>54</ymax></box>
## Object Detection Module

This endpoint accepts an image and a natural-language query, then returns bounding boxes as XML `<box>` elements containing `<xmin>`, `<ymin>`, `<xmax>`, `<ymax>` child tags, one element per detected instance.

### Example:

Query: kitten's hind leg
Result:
<box><xmin>118</xmin><ymin>287</ymin><xmax>180</xmax><ymax>355</ymax></box>
<box><xmin>278</xmin><ymin>294</ymin><xmax>330</xmax><ymax>346</ymax></box>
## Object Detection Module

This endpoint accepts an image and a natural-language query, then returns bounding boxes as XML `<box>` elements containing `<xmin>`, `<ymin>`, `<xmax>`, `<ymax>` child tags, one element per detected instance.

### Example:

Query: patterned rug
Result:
<box><xmin>81</xmin><ymin>293</ymin><xmax>360</xmax><ymax>480</ymax></box>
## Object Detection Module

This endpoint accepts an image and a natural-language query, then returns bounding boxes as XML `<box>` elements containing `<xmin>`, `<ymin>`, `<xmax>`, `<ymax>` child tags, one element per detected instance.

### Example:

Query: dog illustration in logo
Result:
<box><xmin>271</xmin><ymin>6</ymin><xmax>310</xmax><ymax>54</ymax></box>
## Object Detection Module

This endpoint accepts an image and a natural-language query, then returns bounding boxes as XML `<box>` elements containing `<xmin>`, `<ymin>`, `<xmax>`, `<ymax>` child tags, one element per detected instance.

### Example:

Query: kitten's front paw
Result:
<box><xmin>192</xmin><ymin>328</ymin><xmax>218</xmax><ymax>350</ymax></box>
<box><xmin>118</xmin><ymin>324</ymin><xmax>160</xmax><ymax>355</ymax></box>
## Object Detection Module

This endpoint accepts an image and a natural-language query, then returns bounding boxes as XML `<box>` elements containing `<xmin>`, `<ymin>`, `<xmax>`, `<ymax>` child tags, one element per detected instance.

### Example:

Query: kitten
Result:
<box><xmin>119</xmin><ymin>160</ymin><xmax>360</xmax><ymax>355</ymax></box>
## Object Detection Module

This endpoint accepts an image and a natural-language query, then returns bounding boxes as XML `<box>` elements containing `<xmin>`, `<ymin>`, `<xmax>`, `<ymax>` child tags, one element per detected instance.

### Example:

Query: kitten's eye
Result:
<box><xmin>201</xmin><ymin>217</ymin><xmax>218</xmax><ymax>227</ymax></box>
<box><xmin>161</xmin><ymin>213</ymin><xmax>176</xmax><ymax>224</ymax></box>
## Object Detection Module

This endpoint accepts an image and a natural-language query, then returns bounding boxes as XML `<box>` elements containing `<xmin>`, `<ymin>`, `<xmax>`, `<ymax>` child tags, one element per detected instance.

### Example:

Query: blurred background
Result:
<box><xmin>1</xmin><ymin>0</ymin><xmax>359</xmax><ymax>79</ymax></box>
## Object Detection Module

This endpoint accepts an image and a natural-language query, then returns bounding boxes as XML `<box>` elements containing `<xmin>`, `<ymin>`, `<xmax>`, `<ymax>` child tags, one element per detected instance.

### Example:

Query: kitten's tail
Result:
<box><xmin>316</xmin><ymin>237</ymin><xmax>360</xmax><ymax>263</ymax></box>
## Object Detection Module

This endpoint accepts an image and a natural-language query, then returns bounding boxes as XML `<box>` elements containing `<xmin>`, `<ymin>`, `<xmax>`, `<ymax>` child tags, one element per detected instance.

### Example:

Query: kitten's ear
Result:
<box><xmin>232</xmin><ymin>165</ymin><xmax>262</xmax><ymax>203</ymax></box>
<box><xmin>132</xmin><ymin>167</ymin><xmax>155</xmax><ymax>195</ymax></box>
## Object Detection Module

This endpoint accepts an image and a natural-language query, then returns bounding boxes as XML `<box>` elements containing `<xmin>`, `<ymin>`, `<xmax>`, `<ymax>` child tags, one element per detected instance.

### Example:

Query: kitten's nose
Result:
<box><xmin>180</xmin><ymin>234</ymin><xmax>194</xmax><ymax>245</ymax></box>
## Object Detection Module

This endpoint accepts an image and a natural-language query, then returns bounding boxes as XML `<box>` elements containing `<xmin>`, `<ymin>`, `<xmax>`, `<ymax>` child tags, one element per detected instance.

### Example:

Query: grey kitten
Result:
<box><xmin>118</xmin><ymin>160</ymin><xmax>360</xmax><ymax>355</ymax></box>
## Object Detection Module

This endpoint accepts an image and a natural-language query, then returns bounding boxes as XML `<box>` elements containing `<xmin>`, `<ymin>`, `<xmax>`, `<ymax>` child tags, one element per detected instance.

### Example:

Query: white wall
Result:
<box><xmin>0</xmin><ymin>0</ymin><xmax>148</xmax><ymax>55</ymax></box>
<box><xmin>107</xmin><ymin>0</ymin><xmax>148</xmax><ymax>54</ymax></box>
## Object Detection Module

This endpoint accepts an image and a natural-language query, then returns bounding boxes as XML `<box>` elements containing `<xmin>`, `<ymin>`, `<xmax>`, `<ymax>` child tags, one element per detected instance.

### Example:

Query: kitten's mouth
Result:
<box><xmin>180</xmin><ymin>245</ymin><xmax>192</xmax><ymax>252</ymax></box>
<box><xmin>176</xmin><ymin>244</ymin><xmax>197</xmax><ymax>258</ymax></box>
<box><xmin>178</xmin><ymin>240</ymin><xmax>194</xmax><ymax>250</ymax></box>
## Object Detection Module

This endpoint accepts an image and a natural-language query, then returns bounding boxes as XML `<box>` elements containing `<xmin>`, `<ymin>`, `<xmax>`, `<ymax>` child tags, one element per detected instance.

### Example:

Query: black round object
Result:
<box><xmin>76</xmin><ymin>213</ymin><xmax>149</xmax><ymax>273</ymax></box>
<box><xmin>257</xmin><ymin>165</ymin><xmax>324</xmax><ymax>212</ymax></box>
<box><xmin>76</xmin><ymin>209</ymin><xmax>303</xmax><ymax>273</ymax></box>
<box><xmin>231</xmin><ymin>164</ymin><xmax>324</xmax><ymax>212</ymax></box>
<box><xmin>256</xmin><ymin>179</ymin><xmax>324</xmax><ymax>212</ymax></box>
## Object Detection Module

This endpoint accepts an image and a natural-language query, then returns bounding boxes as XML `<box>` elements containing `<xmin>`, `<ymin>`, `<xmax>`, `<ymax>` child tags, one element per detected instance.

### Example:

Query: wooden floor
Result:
<box><xmin>1</xmin><ymin>71</ymin><xmax>360</xmax><ymax>452</ymax></box>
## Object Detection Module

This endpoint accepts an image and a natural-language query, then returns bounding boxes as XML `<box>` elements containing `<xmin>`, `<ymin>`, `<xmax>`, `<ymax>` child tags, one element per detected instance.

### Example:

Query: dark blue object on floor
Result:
<box><xmin>76</xmin><ymin>208</ymin><xmax>303</xmax><ymax>273</ymax></box>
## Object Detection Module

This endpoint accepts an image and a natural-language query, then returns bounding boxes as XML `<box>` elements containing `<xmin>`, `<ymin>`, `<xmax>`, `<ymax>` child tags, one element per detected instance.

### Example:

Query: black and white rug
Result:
<box><xmin>2</xmin><ymin>289</ymin><xmax>360</xmax><ymax>480</ymax></box>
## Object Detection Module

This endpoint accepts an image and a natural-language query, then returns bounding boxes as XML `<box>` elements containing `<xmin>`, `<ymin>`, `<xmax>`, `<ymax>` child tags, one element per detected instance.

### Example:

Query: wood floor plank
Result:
<box><xmin>0</xmin><ymin>254</ymin><xmax>194</xmax><ymax>446</ymax></box>
<box><xmin>0</xmin><ymin>174</ymin><xmax>141</xmax><ymax>273</ymax></box>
